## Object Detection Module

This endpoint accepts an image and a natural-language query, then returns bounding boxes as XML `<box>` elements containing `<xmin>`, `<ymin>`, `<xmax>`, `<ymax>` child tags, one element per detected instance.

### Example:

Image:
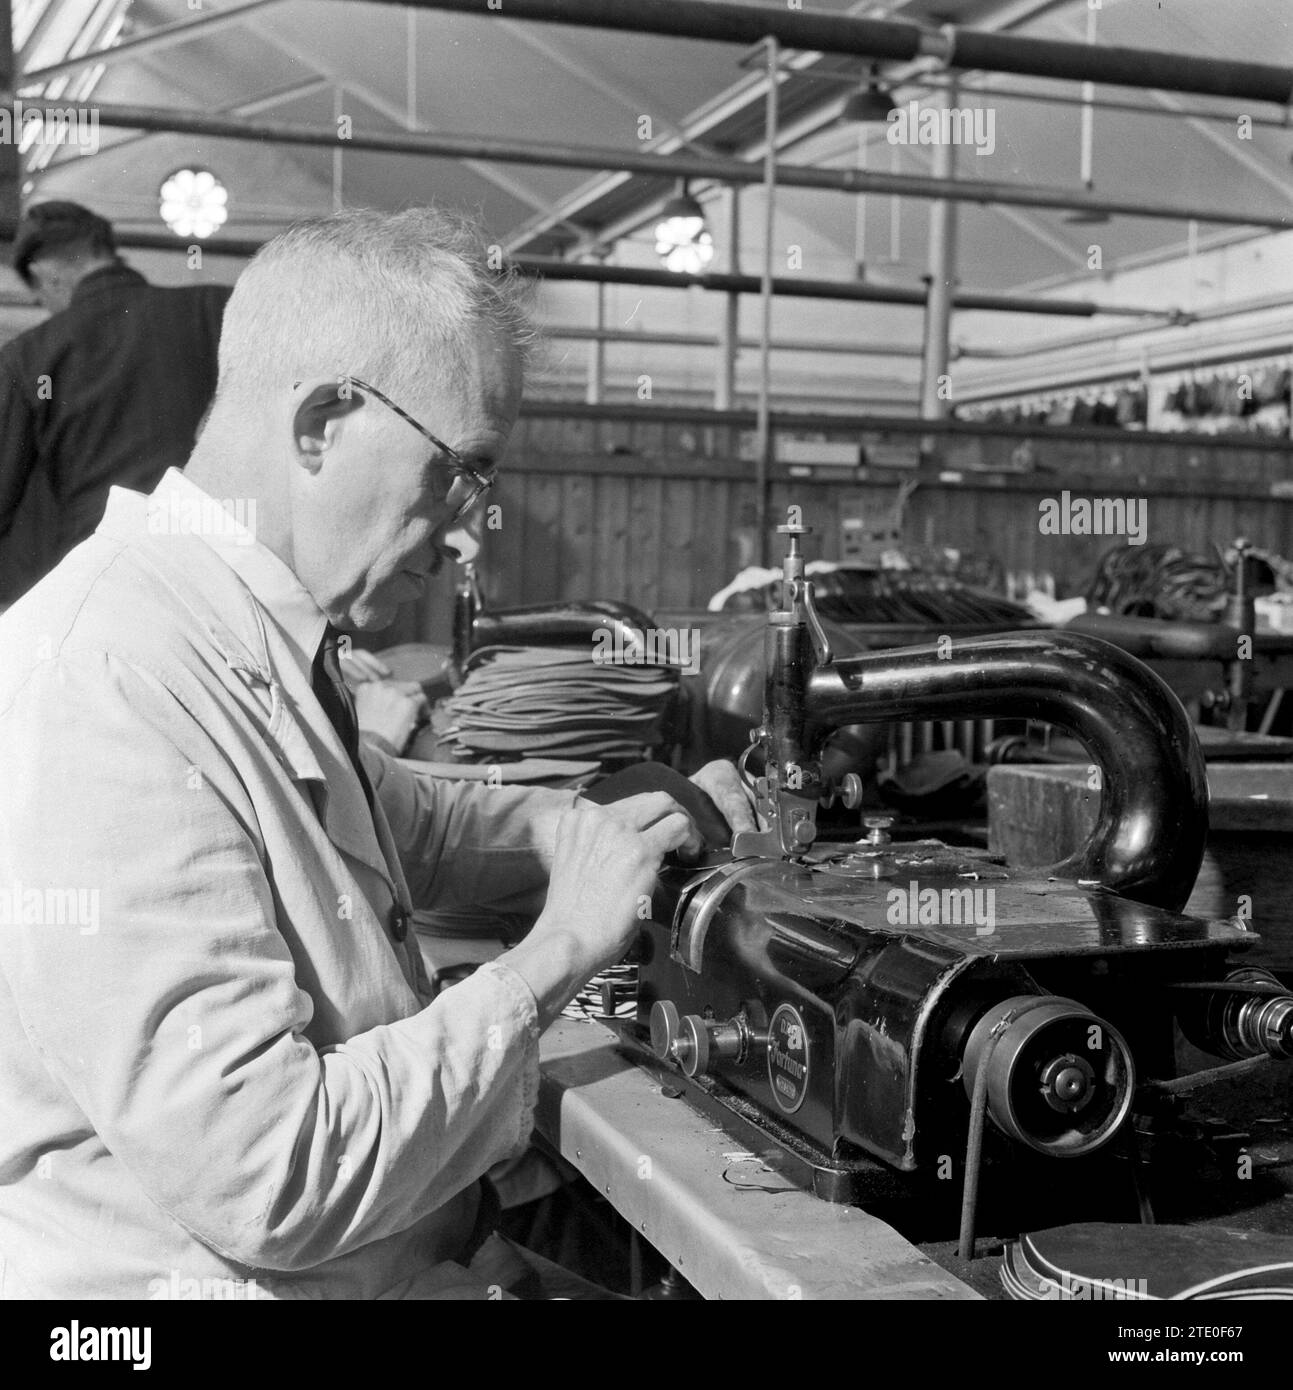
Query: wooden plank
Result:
<box><xmin>560</xmin><ymin>472</ymin><xmax>595</xmax><ymax>600</ymax></box>
<box><xmin>521</xmin><ymin>475</ymin><xmax>565</xmax><ymax>604</ymax></box>
<box><xmin>685</xmin><ymin>476</ymin><xmax>729</xmax><ymax>608</ymax></box>
<box><xmin>481</xmin><ymin>474</ymin><xmax>525</xmax><ymax>608</ymax></box>
<box><xmin>591</xmin><ymin>472</ymin><xmax>631</xmax><ymax>605</ymax></box>
<box><xmin>537</xmin><ymin>1019</ymin><xmax>981</xmax><ymax>1301</ymax></box>
<box><xmin>658</xmin><ymin>477</ymin><xmax>695</xmax><ymax>611</ymax></box>
<box><xmin>626</xmin><ymin>475</ymin><xmax>665</xmax><ymax>615</ymax></box>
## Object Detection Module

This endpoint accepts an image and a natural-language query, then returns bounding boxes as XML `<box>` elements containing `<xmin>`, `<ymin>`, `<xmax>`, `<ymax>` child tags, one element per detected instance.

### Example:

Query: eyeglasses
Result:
<box><xmin>342</xmin><ymin>376</ymin><xmax>496</xmax><ymax>525</ymax></box>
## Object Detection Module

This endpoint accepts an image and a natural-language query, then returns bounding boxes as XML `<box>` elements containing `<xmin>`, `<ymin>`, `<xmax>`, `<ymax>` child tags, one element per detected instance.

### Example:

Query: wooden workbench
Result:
<box><xmin>536</xmin><ymin>1017</ymin><xmax>981</xmax><ymax>1301</ymax></box>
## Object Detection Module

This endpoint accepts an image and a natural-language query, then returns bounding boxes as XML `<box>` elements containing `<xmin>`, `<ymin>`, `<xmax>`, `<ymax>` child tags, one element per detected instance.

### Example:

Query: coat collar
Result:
<box><xmin>95</xmin><ymin>477</ymin><xmax>402</xmax><ymax>890</ymax></box>
<box><xmin>69</xmin><ymin>262</ymin><xmax>148</xmax><ymax>306</ymax></box>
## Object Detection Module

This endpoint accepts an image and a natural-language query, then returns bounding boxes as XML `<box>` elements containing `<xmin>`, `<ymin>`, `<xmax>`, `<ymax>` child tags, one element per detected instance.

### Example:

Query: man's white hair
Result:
<box><xmin>214</xmin><ymin>205</ymin><xmax>534</xmax><ymax>410</ymax></box>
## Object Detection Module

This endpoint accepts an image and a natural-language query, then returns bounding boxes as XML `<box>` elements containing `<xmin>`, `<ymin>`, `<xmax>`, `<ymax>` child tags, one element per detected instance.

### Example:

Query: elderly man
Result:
<box><xmin>0</xmin><ymin>207</ymin><xmax>751</xmax><ymax>1300</ymax></box>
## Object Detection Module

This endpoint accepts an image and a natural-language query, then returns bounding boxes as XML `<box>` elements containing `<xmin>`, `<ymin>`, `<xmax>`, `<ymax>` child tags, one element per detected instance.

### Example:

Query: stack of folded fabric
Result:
<box><xmin>436</xmin><ymin>645</ymin><xmax>680</xmax><ymax>768</ymax></box>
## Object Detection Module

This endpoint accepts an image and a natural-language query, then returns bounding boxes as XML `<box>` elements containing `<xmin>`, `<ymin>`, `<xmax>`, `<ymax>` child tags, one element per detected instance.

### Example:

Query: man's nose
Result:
<box><xmin>443</xmin><ymin>525</ymin><xmax>479</xmax><ymax>563</ymax></box>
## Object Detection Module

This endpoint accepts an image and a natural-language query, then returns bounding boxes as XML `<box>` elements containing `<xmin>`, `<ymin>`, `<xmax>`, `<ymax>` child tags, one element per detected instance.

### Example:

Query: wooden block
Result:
<box><xmin>988</xmin><ymin>763</ymin><xmax>1293</xmax><ymax>968</ymax></box>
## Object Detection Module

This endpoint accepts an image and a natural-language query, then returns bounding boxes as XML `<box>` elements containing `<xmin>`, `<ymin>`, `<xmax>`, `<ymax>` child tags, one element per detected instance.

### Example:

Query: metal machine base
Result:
<box><xmin>615</xmin><ymin>1023</ymin><xmax>892</xmax><ymax>1206</ymax></box>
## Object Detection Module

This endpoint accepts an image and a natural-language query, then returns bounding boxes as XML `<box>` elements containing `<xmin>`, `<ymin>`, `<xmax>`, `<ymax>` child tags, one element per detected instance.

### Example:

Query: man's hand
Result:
<box><xmin>340</xmin><ymin>648</ymin><xmax>392</xmax><ymax>684</ymax></box>
<box><xmin>504</xmin><ymin>792</ymin><xmax>696</xmax><ymax>1028</ymax></box>
<box><xmin>354</xmin><ymin>680</ymin><xmax>428</xmax><ymax>756</ymax></box>
<box><xmin>689</xmin><ymin>759</ymin><xmax>759</xmax><ymax>836</ymax></box>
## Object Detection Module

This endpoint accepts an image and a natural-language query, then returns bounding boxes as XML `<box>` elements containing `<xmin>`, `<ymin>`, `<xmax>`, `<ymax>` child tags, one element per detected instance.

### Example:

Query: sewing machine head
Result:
<box><xmin>636</xmin><ymin>523</ymin><xmax>1293</xmax><ymax>1205</ymax></box>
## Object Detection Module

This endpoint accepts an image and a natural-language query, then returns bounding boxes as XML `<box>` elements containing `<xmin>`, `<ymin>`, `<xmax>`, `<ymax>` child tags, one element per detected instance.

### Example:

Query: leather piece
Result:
<box><xmin>581</xmin><ymin>761</ymin><xmax>732</xmax><ymax>852</ymax></box>
<box><xmin>1002</xmin><ymin>1222</ymin><xmax>1293</xmax><ymax>1300</ymax></box>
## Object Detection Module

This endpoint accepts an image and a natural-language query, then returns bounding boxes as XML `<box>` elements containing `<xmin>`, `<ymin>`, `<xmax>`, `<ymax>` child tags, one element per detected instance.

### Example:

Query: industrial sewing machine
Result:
<box><xmin>633</xmin><ymin>524</ymin><xmax>1293</xmax><ymax>1247</ymax></box>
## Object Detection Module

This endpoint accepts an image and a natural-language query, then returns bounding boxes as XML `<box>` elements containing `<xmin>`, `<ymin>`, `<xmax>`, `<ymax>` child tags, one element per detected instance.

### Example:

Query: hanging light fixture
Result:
<box><xmin>159</xmin><ymin>167</ymin><xmax>229</xmax><ymax>239</ymax></box>
<box><xmin>841</xmin><ymin>65</ymin><xmax>896</xmax><ymax>124</ymax></box>
<box><xmin>654</xmin><ymin>180</ymin><xmax>714</xmax><ymax>275</ymax></box>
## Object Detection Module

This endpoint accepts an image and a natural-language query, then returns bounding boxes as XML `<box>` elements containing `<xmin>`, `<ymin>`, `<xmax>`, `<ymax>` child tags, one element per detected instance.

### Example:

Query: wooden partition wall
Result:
<box><xmin>460</xmin><ymin>404</ymin><xmax>1293</xmax><ymax>626</ymax></box>
<box><xmin>5</xmin><ymin>405</ymin><xmax>1292</xmax><ymax>645</ymax></box>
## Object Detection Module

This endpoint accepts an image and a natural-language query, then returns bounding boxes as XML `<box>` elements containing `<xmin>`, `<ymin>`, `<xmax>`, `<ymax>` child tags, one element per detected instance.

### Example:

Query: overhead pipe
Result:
<box><xmin>13</xmin><ymin>102</ymin><xmax>1288</xmax><ymax>231</ymax></box>
<box><xmin>504</xmin><ymin>260</ymin><xmax>1166</xmax><ymax>319</ymax></box>
<box><xmin>754</xmin><ymin>37</ymin><xmax>778</xmax><ymax>567</ymax></box>
<box><xmin>545</xmin><ymin>326</ymin><xmax>927</xmax><ymax>358</ymax></box>
<box><xmin>958</xmin><ymin>287</ymin><xmax>1293</xmax><ymax>364</ymax></box>
<box><xmin>912</xmin><ymin>76</ymin><xmax>1293</xmax><ymax>132</ymax></box>
<box><xmin>359</xmin><ymin>0</ymin><xmax>1293</xmax><ymax>105</ymax></box>
<box><xmin>0</xmin><ymin>218</ymin><xmax>1170</xmax><ymax>321</ymax></box>
<box><xmin>716</xmin><ymin>185</ymin><xmax>741</xmax><ymax>410</ymax></box>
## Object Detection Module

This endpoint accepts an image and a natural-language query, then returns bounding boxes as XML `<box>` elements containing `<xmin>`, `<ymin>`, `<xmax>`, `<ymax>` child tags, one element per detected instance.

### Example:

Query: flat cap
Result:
<box><xmin>12</xmin><ymin>201</ymin><xmax>115</xmax><ymax>285</ymax></box>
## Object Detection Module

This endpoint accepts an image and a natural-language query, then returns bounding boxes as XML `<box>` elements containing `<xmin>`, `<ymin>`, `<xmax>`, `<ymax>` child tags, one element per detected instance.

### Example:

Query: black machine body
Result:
<box><xmin>633</xmin><ymin>521</ymin><xmax>1293</xmax><ymax>1198</ymax></box>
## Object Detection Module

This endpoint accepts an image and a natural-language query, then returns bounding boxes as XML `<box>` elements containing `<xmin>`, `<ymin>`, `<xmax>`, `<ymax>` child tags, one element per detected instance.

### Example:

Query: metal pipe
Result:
<box><xmin>20</xmin><ymin>101</ymin><xmax>1287</xmax><ymax>230</ymax></box>
<box><xmin>513</xmin><ymin>258</ymin><xmax>1164</xmax><ymax>318</ymax></box>
<box><xmin>546</xmin><ymin>326</ymin><xmax>926</xmax><ymax>357</ymax></box>
<box><xmin>808</xmin><ymin>70</ymin><xmax>1293</xmax><ymax>132</ymax></box>
<box><xmin>346</xmin><ymin>0</ymin><xmax>1293</xmax><ymax>104</ymax></box>
<box><xmin>0</xmin><ymin>0</ymin><xmax>14</xmax><ymax>239</ymax></box>
<box><xmin>956</xmin><ymin>287</ymin><xmax>1293</xmax><ymax>366</ymax></box>
<box><xmin>755</xmin><ymin>39</ymin><xmax>778</xmax><ymax>569</ymax></box>
<box><xmin>0</xmin><ymin>218</ymin><xmax>1173</xmax><ymax>320</ymax></box>
<box><xmin>716</xmin><ymin>185</ymin><xmax>740</xmax><ymax>410</ymax></box>
<box><xmin>947</xmin><ymin>25</ymin><xmax>1292</xmax><ymax>104</ymax></box>
<box><xmin>586</xmin><ymin>279</ymin><xmax>605</xmax><ymax>406</ymax></box>
<box><xmin>920</xmin><ymin>79</ymin><xmax>958</xmax><ymax>420</ymax></box>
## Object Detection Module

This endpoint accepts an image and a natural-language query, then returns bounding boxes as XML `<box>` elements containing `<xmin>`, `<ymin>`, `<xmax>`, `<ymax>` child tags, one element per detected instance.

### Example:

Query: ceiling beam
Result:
<box><xmin>497</xmin><ymin>20</ymin><xmax>719</xmax><ymax>158</ymax></box>
<box><xmin>1050</xmin><ymin>10</ymin><xmax>1293</xmax><ymax>208</ymax></box>
<box><xmin>495</xmin><ymin>0</ymin><xmax>1083</xmax><ymax>256</ymax></box>
<box><xmin>242</xmin><ymin>15</ymin><xmax>583</xmax><ymax>229</ymax></box>
<box><xmin>19</xmin><ymin>0</ymin><xmax>284</xmax><ymax>88</ymax></box>
<box><xmin>36</xmin><ymin>75</ymin><xmax>332</xmax><ymax>173</ymax></box>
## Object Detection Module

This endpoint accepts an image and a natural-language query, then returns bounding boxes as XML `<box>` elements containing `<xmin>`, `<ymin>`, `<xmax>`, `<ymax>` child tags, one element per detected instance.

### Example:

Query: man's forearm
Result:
<box><xmin>368</xmin><ymin>749</ymin><xmax>575</xmax><ymax>911</ymax></box>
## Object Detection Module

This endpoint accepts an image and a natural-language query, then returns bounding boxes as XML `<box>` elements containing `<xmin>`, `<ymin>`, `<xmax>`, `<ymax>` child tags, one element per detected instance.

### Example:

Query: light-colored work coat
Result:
<box><xmin>0</xmin><ymin>480</ymin><xmax>574</xmax><ymax>1299</ymax></box>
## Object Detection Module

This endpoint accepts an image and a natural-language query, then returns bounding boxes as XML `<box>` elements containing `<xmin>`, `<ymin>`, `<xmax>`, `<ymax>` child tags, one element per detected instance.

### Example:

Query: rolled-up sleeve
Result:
<box><xmin>366</xmin><ymin>750</ymin><xmax>578</xmax><ymax>915</ymax></box>
<box><xmin>0</xmin><ymin>653</ymin><xmax>540</xmax><ymax>1273</ymax></box>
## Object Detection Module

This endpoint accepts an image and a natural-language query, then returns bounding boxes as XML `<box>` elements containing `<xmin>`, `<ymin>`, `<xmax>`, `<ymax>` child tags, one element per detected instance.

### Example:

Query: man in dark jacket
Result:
<box><xmin>0</xmin><ymin>201</ymin><xmax>230</xmax><ymax>601</ymax></box>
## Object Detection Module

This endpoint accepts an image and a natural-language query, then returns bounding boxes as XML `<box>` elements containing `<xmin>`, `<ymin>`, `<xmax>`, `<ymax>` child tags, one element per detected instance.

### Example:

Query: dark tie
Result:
<box><xmin>312</xmin><ymin>624</ymin><xmax>376</xmax><ymax>813</ymax></box>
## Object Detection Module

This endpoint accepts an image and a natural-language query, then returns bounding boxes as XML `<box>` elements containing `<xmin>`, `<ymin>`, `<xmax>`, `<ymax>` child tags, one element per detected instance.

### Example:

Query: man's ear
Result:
<box><xmin>292</xmin><ymin>378</ymin><xmax>364</xmax><ymax>472</ymax></box>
